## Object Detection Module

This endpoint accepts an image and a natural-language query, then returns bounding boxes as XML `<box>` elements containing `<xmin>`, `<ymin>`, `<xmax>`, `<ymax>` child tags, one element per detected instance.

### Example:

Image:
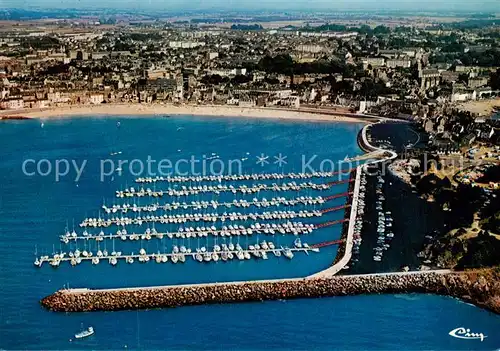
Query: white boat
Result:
<box><xmin>75</xmin><ymin>327</ymin><xmax>94</xmax><ymax>339</ymax></box>
<box><xmin>283</xmin><ymin>247</ymin><xmax>294</xmax><ymax>259</ymax></box>
<box><xmin>294</xmin><ymin>238</ymin><xmax>302</xmax><ymax>248</ymax></box>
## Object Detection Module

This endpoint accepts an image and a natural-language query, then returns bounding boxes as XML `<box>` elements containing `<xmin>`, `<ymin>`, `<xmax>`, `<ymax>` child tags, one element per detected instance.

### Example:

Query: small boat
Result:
<box><xmin>294</xmin><ymin>238</ymin><xmax>302</xmax><ymax>248</ymax></box>
<box><xmin>283</xmin><ymin>247</ymin><xmax>294</xmax><ymax>259</ymax></box>
<box><xmin>75</xmin><ymin>326</ymin><xmax>94</xmax><ymax>339</ymax></box>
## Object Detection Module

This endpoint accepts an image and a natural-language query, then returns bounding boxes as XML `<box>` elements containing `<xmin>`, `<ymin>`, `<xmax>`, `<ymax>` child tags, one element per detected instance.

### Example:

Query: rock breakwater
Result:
<box><xmin>40</xmin><ymin>270</ymin><xmax>500</xmax><ymax>314</ymax></box>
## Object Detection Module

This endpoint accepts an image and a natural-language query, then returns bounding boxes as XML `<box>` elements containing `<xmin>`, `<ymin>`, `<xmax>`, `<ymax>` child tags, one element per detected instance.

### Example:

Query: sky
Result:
<box><xmin>2</xmin><ymin>0</ymin><xmax>499</xmax><ymax>12</ymax></box>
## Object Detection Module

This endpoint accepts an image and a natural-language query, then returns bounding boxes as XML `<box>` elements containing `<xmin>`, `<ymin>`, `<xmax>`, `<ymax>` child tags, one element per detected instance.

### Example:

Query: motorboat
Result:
<box><xmin>75</xmin><ymin>327</ymin><xmax>94</xmax><ymax>339</ymax></box>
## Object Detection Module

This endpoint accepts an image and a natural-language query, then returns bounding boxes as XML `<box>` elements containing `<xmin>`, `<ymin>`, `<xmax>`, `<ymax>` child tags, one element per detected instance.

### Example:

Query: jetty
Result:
<box><xmin>40</xmin><ymin>269</ymin><xmax>500</xmax><ymax>314</ymax></box>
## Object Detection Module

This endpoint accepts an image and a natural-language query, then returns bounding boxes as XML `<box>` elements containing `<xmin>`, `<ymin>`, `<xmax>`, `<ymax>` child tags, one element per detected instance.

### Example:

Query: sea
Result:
<box><xmin>0</xmin><ymin>115</ymin><xmax>498</xmax><ymax>350</ymax></box>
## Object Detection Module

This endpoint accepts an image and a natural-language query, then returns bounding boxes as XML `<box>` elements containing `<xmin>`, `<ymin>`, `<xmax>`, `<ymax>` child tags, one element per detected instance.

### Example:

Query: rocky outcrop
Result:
<box><xmin>41</xmin><ymin>270</ymin><xmax>500</xmax><ymax>314</ymax></box>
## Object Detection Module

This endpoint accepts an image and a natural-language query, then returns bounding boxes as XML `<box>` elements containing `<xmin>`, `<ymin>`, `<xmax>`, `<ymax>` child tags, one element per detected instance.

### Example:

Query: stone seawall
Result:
<box><xmin>41</xmin><ymin>270</ymin><xmax>500</xmax><ymax>314</ymax></box>
<box><xmin>357</xmin><ymin>124</ymin><xmax>376</xmax><ymax>153</ymax></box>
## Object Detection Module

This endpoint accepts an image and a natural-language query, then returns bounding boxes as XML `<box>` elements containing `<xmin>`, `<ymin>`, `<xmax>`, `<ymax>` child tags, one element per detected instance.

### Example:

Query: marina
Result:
<box><xmin>34</xmin><ymin>164</ymin><xmax>354</xmax><ymax>269</ymax></box>
<box><xmin>3</xmin><ymin>114</ymin><xmax>498</xmax><ymax>350</ymax></box>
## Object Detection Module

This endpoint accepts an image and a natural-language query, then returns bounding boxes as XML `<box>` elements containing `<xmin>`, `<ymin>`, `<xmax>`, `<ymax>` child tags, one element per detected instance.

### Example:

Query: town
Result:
<box><xmin>0</xmin><ymin>11</ymin><xmax>499</xmax><ymax>121</ymax></box>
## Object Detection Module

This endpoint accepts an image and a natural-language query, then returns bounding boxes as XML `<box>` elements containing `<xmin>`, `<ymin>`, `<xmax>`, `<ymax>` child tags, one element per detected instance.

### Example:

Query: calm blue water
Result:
<box><xmin>0</xmin><ymin>115</ymin><xmax>498</xmax><ymax>350</ymax></box>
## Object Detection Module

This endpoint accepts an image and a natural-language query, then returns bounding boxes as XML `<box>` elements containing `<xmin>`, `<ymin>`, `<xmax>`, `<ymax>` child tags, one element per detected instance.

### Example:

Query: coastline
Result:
<box><xmin>0</xmin><ymin>103</ymin><xmax>372</xmax><ymax>124</ymax></box>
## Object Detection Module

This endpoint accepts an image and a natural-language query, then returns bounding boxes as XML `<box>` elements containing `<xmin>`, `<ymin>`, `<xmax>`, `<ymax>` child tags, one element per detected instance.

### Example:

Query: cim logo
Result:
<box><xmin>449</xmin><ymin>327</ymin><xmax>487</xmax><ymax>342</ymax></box>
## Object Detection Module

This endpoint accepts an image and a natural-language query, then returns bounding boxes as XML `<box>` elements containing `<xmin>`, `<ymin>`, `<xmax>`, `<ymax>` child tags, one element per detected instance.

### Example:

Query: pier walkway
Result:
<box><xmin>324</xmin><ymin>192</ymin><xmax>350</xmax><ymax>201</ymax></box>
<box><xmin>311</xmin><ymin>239</ymin><xmax>344</xmax><ymax>248</ymax></box>
<box><xmin>315</xmin><ymin>218</ymin><xmax>348</xmax><ymax>229</ymax></box>
<box><xmin>309</xmin><ymin>122</ymin><xmax>398</xmax><ymax>278</ymax></box>
<box><xmin>320</xmin><ymin>204</ymin><xmax>350</xmax><ymax>214</ymax></box>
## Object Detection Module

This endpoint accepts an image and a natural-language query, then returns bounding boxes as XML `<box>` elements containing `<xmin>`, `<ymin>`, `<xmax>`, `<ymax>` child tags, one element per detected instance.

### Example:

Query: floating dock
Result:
<box><xmin>135</xmin><ymin>170</ymin><xmax>351</xmax><ymax>184</ymax></box>
<box><xmin>35</xmin><ymin>244</ymin><xmax>323</xmax><ymax>268</ymax></box>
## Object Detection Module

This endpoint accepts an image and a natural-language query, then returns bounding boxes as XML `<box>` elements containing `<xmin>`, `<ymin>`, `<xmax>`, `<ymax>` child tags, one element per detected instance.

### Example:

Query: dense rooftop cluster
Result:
<box><xmin>0</xmin><ymin>14</ymin><xmax>498</xmax><ymax>118</ymax></box>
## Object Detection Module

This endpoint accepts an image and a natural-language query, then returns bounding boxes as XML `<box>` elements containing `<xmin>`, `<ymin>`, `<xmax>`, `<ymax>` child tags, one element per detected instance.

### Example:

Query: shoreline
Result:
<box><xmin>0</xmin><ymin>103</ymin><xmax>373</xmax><ymax>124</ymax></box>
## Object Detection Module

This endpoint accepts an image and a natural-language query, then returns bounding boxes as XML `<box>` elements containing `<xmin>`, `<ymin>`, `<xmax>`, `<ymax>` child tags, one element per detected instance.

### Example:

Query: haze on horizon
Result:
<box><xmin>2</xmin><ymin>0</ymin><xmax>499</xmax><ymax>13</ymax></box>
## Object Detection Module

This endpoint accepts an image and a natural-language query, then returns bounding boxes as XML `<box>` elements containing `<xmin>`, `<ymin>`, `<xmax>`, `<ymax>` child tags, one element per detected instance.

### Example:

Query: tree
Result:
<box><xmin>490</xmin><ymin>68</ymin><xmax>500</xmax><ymax>90</ymax></box>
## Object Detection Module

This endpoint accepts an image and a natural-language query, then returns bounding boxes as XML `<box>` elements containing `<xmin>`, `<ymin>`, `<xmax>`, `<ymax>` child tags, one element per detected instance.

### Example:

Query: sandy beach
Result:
<box><xmin>1</xmin><ymin>103</ymin><xmax>371</xmax><ymax>123</ymax></box>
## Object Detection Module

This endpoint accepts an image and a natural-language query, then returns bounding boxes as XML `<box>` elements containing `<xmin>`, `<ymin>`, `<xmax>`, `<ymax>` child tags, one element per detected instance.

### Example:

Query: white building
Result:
<box><xmin>168</xmin><ymin>41</ymin><xmax>206</xmax><ymax>49</ymax></box>
<box><xmin>90</xmin><ymin>94</ymin><xmax>104</xmax><ymax>105</ymax></box>
<box><xmin>207</xmin><ymin>52</ymin><xmax>219</xmax><ymax>60</ymax></box>
<box><xmin>0</xmin><ymin>98</ymin><xmax>24</xmax><ymax>109</ymax></box>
